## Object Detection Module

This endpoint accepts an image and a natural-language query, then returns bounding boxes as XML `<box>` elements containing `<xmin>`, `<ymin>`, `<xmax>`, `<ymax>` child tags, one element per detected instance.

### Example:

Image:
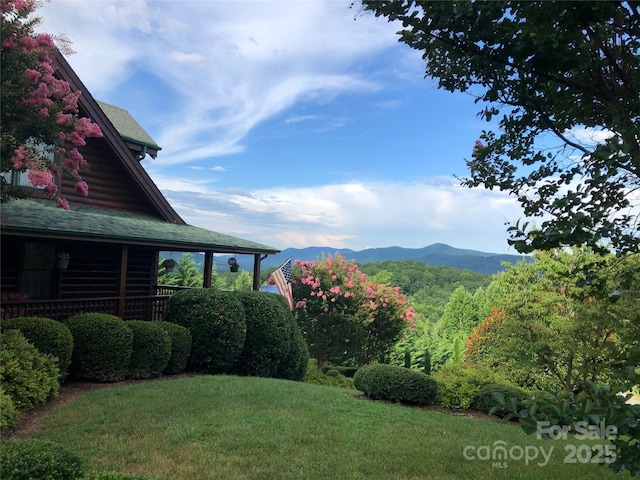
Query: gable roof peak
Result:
<box><xmin>96</xmin><ymin>100</ymin><xmax>161</xmax><ymax>160</ymax></box>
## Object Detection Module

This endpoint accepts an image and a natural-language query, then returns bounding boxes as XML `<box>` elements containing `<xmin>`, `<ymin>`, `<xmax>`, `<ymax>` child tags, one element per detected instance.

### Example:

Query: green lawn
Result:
<box><xmin>33</xmin><ymin>375</ymin><xmax>627</xmax><ymax>480</ymax></box>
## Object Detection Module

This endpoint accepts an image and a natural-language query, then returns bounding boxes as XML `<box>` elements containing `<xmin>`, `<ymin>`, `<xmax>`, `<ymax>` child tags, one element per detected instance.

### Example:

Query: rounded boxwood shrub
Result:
<box><xmin>155</xmin><ymin>321</ymin><xmax>192</xmax><ymax>375</ymax></box>
<box><xmin>354</xmin><ymin>363</ymin><xmax>438</xmax><ymax>405</ymax></box>
<box><xmin>1</xmin><ymin>317</ymin><xmax>73</xmax><ymax>380</ymax></box>
<box><xmin>0</xmin><ymin>330</ymin><xmax>59</xmax><ymax>411</ymax></box>
<box><xmin>304</xmin><ymin>360</ymin><xmax>353</xmax><ymax>388</ymax></box>
<box><xmin>64</xmin><ymin>313</ymin><xmax>133</xmax><ymax>382</ymax></box>
<box><xmin>275</xmin><ymin>311</ymin><xmax>309</xmax><ymax>381</ymax></box>
<box><xmin>125</xmin><ymin>321</ymin><xmax>171</xmax><ymax>379</ymax></box>
<box><xmin>232</xmin><ymin>291</ymin><xmax>293</xmax><ymax>378</ymax></box>
<box><xmin>0</xmin><ymin>438</ymin><xmax>84</xmax><ymax>480</ymax></box>
<box><xmin>164</xmin><ymin>288</ymin><xmax>246</xmax><ymax>374</ymax></box>
<box><xmin>432</xmin><ymin>363</ymin><xmax>509</xmax><ymax>410</ymax></box>
<box><xmin>471</xmin><ymin>383</ymin><xmax>528</xmax><ymax>416</ymax></box>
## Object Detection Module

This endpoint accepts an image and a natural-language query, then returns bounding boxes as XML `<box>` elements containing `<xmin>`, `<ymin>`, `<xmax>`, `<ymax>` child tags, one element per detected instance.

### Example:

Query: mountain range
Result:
<box><xmin>172</xmin><ymin>243</ymin><xmax>530</xmax><ymax>276</ymax></box>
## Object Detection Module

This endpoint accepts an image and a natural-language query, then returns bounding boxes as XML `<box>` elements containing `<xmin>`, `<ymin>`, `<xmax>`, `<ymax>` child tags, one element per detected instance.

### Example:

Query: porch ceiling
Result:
<box><xmin>1</xmin><ymin>198</ymin><xmax>280</xmax><ymax>255</ymax></box>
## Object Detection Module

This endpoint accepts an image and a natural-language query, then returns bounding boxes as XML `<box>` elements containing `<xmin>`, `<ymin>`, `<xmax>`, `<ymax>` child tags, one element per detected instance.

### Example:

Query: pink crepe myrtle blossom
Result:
<box><xmin>27</xmin><ymin>169</ymin><xmax>53</xmax><ymax>187</ymax></box>
<box><xmin>25</xmin><ymin>68</ymin><xmax>41</xmax><ymax>83</ymax></box>
<box><xmin>294</xmin><ymin>253</ymin><xmax>415</xmax><ymax>365</ymax></box>
<box><xmin>56</xmin><ymin>197</ymin><xmax>69</xmax><ymax>210</ymax></box>
<box><xmin>472</xmin><ymin>139</ymin><xmax>485</xmax><ymax>159</ymax></box>
<box><xmin>74</xmin><ymin>180</ymin><xmax>88</xmax><ymax>196</ymax></box>
<box><xmin>1</xmin><ymin>0</ymin><xmax>103</xmax><ymax>208</ymax></box>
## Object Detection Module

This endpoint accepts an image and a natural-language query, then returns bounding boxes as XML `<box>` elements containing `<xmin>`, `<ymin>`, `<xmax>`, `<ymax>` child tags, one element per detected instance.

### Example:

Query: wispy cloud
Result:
<box><xmin>40</xmin><ymin>0</ymin><xmax>400</xmax><ymax>167</ymax></box>
<box><xmin>158</xmin><ymin>177</ymin><xmax>525</xmax><ymax>254</ymax></box>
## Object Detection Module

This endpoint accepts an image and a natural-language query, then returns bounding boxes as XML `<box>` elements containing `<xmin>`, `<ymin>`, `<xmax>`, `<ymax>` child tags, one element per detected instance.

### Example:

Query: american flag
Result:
<box><xmin>270</xmin><ymin>257</ymin><xmax>294</xmax><ymax>310</ymax></box>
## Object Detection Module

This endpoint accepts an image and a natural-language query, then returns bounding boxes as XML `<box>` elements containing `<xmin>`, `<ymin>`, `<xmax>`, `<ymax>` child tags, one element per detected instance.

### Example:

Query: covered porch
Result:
<box><xmin>0</xmin><ymin>199</ymin><xmax>280</xmax><ymax>321</ymax></box>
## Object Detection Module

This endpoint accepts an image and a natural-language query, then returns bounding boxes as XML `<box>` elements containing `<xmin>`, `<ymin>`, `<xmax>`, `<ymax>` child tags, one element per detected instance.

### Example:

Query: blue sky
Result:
<box><xmin>38</xmin><ymin>0</ymin><xmax>529</xmax><ymax>254</ymax></box>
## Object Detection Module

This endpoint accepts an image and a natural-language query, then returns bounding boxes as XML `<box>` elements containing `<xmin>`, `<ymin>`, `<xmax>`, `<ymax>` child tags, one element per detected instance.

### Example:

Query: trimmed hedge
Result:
<box><xmin>275</xmin><ymin>307</ymin><xmax>309</xmax><ymax>381</ymax></box>
<box><xmin>64</xmin><ymin>313</ymin><xmax>133</xmax><ymax>382</ymax></box>
<box><xmin>126</xmin><ymin>321</ymin><xmax>171</xmax><ymax>379</ymax></box>
<box><xmin>164</xmin><ymin>289</ymin><xmax>246</xmax><ymax>374</ymax></box>
<box><xmin>304</xmin><ymin>359</ymin><xmax>353</xmax><ymax>388</ymax></box>
<box><xmin>155</xmin><ymin>321</ymin><xmax>192</xmax><ymax>375</ymax></box>
<box><xmin>0</xmin><ymin>439</ymin><xmax>84</xmax><ymax>480</ymax></box>
<box><xmin>1</xmin><ymin>317</ymin><xmax>74</xmax><ymax>380</ymax></box>
<box><xmin>354</xmin><ymin>364</ymin><xmax>438</xmax><ymax>405</ymax></box>
<box><xmin>0</xmin><ymin>330</ymin><xmax>59</xmax><ymax>412</ymax></box>
<box><xmin>471</xmin><ymin>383</ymin><xmax>528</xmax><ymax>416</ymax></box>
<box><xmin>432</xmin><ymin>363</ymin><xmax>509</xmax><ymax>410</ymax></box>
<box><xmin>0</xmin><ymin>385</ymin><xmax>19</xmax><ymax>431</ymax></box>
<box><xmin>233</xmin><ymin>291</ymin><xmax>293</xmax><ymax>378</ymax></box>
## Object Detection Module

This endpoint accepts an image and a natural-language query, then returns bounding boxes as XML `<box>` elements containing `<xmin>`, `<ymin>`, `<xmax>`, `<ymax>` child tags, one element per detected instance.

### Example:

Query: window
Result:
<box><xmin>20</xmin><ymin>242</ymin><xmax>56</xmax><ymax>299</ymax></box>
<box><xmin>1</xmin><ymin>141</ymin><xmax>56</xmax><ymax>189</ymax></box>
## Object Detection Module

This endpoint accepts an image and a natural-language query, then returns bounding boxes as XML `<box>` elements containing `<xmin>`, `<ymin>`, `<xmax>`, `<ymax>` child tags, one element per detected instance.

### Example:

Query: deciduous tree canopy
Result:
<box><xmin>361</xmin><ymin>1</ymin><xmax>640</xmax><ymax>253</ymax></box>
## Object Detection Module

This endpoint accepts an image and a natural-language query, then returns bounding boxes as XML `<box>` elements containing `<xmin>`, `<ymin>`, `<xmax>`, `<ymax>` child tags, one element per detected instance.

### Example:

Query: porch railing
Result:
<box><xmin>0</xmin><ymin>285</ymin><xmax>196</xmax><ymax>322</ymax></box>
<box><xmin>1</xmin><ymin>295</ymin><xmax>169</xmax><ymax>321</ymax></box>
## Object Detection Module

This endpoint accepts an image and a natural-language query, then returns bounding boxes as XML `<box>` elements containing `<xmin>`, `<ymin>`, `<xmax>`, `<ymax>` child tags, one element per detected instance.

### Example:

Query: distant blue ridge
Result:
<box><xmin>162</xmin><ymin>243</ymin><xmax>531</xmax><ymax>276</ymax></box>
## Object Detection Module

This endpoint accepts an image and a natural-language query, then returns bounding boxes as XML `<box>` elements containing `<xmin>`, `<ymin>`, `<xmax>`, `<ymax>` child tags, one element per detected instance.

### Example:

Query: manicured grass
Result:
<box><xmin>34</xmin><ymin>375</ymin><xmax>625</xmax><ymax>480</ymax></box>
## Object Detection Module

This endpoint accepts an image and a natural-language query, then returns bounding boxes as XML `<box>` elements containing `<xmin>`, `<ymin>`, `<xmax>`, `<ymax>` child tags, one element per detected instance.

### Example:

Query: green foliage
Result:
<box><xmin>232</xmin><ymin>291</ymin><xmax>292</xmax><ymax>378</ymax></box>
<box><xmin>158</xmin><ymin>253</ymin><xmax>206</xmax><ymax>288</ymax></box>
<box><xmin>125</xmin><ymin>321</ymin><xmax>171</xmax><ymax>380</ymax></box>
<box><xmin>353</xmin><ymin>363</ymin><xmax>438</xmax><ymax>405</ymax></box>
<box><xmin>403</xmin><ymin>349</ymin><xmax>411</xmax><ymax>368</ymax></box>
<box><xmin>325</xmin><ymin>365</ymin><xmax>359</xmax><ymax>378</ymax></box>
<box><xmin>494</xmin><ymin>375</ymin><xmax>640</xmax><ymax>476</ymax></box>
<box><xmin>470</xmin><ymin>383</ymin><xmax>528</xmax><ymax>417</ymax></box>
<box><xmin>275</xmin><ymin>317</ymin><xmax>309</xmax><ymax>381</ymax></box>
<box><xmin>0</xmin><ymin>439</ymin><xmax>84</xmax><ymax>480</ymax></box>
<box><xmin>432</xmin><ymin>363</ymin><xmax>509</xmax><ymax>410</ymax></box>
<box><xmin>429</xmin><ymin>286</ymin><xmax>488</xmax><ymax>369</ymax></box>
<box><xmin>359</xmin><ymin>261</ymin><xmax>491</xmax><ymax>297</ymax></box>
<box><xmin>469</xmin><ymin>249</ymin><xmax>640</xmax><ymax>392</ymax></box>
<box><xmin>0</xmin><ymin>385</ymin><xmax>19</xmax><ymax>431</ymax></box>
<box><xmin>154</xmin><ymin>321</ymin><xmax>192</xmax><ymax>375</ymax></box>
<box><xmin>294</xmin><ymin>254</ymin><xmax>415</xmax><ymax>366</ymax></box>
<box><xmin>1</xmin><ymin>316</ymin><xmax>73</xmax><ymax>380</ymax></box>
<box><xmin>423</xmin><ymin>348</ymin><xmax>431</xmax><ymax>375</ymax></box>
<box><xmin>363</xmin><ymin>1</ymin><xmax>640</xmax><ymax>253</ymax></box>
<box><xmin>164</xmin><ymin>288</ymin><xmax>246</xmax><ymax>374</ymax></box>
<box><xmin>0</xmin><ymin>329</ymin><xmax>59</xmax><ymax>411</ymax></box>
<box><xmin>64</xmin><ymin>313</ymin><xmax>133</xmax><ymax>382</ymax></box>
<box><xmin>303</xmin><ymin>359</ymin><xmax>353</xmax><ymax>388</ymax></box>
<box><xmin>232</xmin><ymin>270</ymin><xmax>254</xmax><ymax>291</ymax></box>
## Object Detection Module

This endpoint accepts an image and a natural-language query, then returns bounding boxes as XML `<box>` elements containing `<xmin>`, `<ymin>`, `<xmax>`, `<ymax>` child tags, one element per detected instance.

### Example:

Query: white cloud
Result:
<box><xmin>157</xmin><ymin>177</ymin><xmax>525</xmax><ymax>254</ymax></box>
<box><xmin>39</xmin><ymin>0</ymin><xmax>401</xmax><ymax>167</ymax></box>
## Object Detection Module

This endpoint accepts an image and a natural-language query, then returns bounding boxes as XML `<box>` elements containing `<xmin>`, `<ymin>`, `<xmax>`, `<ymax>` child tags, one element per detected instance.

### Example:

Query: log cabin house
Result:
<box><xmin>0</xmin><ymin>52</ymin><xmax>280</xmax><ymax>321</ymax></box>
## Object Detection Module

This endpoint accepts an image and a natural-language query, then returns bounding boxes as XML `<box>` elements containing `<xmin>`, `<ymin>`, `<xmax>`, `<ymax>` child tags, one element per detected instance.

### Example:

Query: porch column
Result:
<box><xmin>116</xmin><ymin>245</ymin><xmax>128</xmax><ymax>318</ymax></box>
<box><xmin>252</xmin><ymin>254</ymin><xmax>261</xmax><ymax>291</ymax></box>
<box><xmin>203</xmin><ymin>251</ymin><xmax>213</xmax><ymax>288</ymax></box>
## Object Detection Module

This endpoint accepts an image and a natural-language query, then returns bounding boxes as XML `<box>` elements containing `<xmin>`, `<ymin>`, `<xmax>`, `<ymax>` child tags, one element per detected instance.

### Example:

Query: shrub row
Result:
<box><xmin>352</xmin><ymin>361</ymin><xmax>527</xmax><ymax>414</ymax></box>
<box><xmin>0</xmin><ymin>288</ymin><xmax>307</xmax><ymax>430</ymax></box>
<box><xmin>432</xmin><ymin>363</ymin><xmax>524</xmax><ymax>410</ymax></box>
<box><xmin>63</xmin><ymin>313</ymin><xmax>192</xmax><ymax>382</ymax></box>
<box><xmin>304</xmin><ymin>360</ymin><xmax>354</xmax><ymax>388</ymax></box>
<box><xmin>164</xmin><ymin>289</ymin><xmax>308</xmax><ymax>380</ymax></box>
<box><xmin>0</xmin><ymin>438</ymin><xmax>159</xmax><ymax>480</ymax></box>
<box><xmin>1</xmin><ymin>317</ymin><xmax>73</xmax><ymax>380</ymax></box>
<box><xmin>0</xmin><ymin>330</ymin><xmax>59</xmax><ymax>429</ymax></box>
<box><xmin>353</xmin><ymin>364</ymin><xmax>438</xmax><ymax>405</ymax></box>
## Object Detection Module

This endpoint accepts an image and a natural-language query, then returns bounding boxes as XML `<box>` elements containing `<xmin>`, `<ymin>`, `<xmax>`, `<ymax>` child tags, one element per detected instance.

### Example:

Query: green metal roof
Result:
<box><xmin>96</xmin><ymin>100</ymin><xmax>161</xmax><ymax>151</ymax></box>
<box><xmin>0</xmin><ymin>199</ymin><xmax>279</xmax><ymax>254</ymax></box>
